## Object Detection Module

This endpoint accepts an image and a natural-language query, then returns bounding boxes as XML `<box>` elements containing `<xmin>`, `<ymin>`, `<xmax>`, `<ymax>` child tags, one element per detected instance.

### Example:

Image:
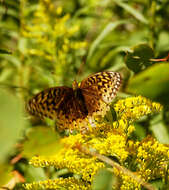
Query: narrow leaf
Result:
<box><xmin>87</xmin><ymin>20</ymin><xmax>128</xmax><ymax>62</ymax></box>
<box><xmin>115</xmin><ymin>1</ymin><xmax>148</xmax><ymax>24</ymax></box>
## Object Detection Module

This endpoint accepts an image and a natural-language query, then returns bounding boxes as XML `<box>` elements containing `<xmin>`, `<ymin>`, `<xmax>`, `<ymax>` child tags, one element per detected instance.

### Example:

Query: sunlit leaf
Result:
<box><xmin>0</xmin><ymin>89</ymin><xmax>25</xmax><ymax>163</ymax></box>
<box><xmin>0</xmin><ymin>164</ymin><xmax>13</xmax><ymax>186</ymax></box>
<box><xmin>150</xmin><ymin>122</ymin><xmax>169</xmax><ymax>144</ymax></box>
<box><xmin>20</xmin><ymin>165</ymin><xmax>46</xmax><ymax>182</ymax></box>
<box><xmin>92</xmin><ymin>169</ymin><xmax>115</xmax><ymax>190</ymax></box>
<box><xmin>126</xmin><ymin>63</ymin><xmax>169</xmax><ymax>101</ymax></box>
<box><xmin>156</xmin><ymin>31</ymin><xmax>169</xmax><ymax>52</ymax></box>
<box><xmin>22</xmin><ymin>126</ymin><xmax>61</xmax><ymax>158</ymax></box>
<box><xmin>150</xmin><ymin>115</ymin><xmax>169</xmax><ymax>144</ymax></box>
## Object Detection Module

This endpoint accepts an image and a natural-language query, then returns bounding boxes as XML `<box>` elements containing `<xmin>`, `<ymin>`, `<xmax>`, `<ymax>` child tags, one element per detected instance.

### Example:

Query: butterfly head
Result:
<box><xmin>72</xmin><ymin>80</ymin><xmax>79</xmax><ymax>91</ymax></box>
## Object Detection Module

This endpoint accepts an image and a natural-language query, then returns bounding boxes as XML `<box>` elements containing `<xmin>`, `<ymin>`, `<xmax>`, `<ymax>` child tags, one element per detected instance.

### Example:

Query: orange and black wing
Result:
<box><xmin>26</xmin><ymin>71</ymin><xmax>122</xmax><ymax>130</ymax></box>
<box><xmin>26</xmin><ymin>86</ymin><xmax>73</xmax><ymax>120</ymax></box>
<box><xmin>80</xmin><ymin>71</ymin><xmax>122</xmax><ymax>116</ymax></box>
<box><xmin>26</xmin><ymin>86</ymin><xmax>88</xmax><ymax>130</ymax></box>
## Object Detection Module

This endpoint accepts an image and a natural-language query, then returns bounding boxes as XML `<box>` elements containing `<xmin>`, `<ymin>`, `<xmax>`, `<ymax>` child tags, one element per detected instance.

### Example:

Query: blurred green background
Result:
<box><xmin>0</xmin><ymin>0</ymin><xmax>169</xmax><ymax>189</ymax></box>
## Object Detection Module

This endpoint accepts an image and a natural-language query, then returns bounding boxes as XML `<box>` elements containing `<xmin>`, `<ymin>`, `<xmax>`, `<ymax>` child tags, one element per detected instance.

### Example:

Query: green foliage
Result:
<box><xmin>0</xmin><ymin>49</ymin><xmax>12</xmax><ymax>54</ymax></box>
<box><xmin>22</xmin><ymin>127</ymin><xmax>61</xmax><ymax>158</ymax></box>
<box><xmin>150</xmin><ymin>114</ymin><xmax>169</xmax><ymax>144</ymax></box>
<box><xmin>87</xmin><ymin>20</ymin><xmax>128</xmax><ymax>63</ymax></box>
<box><xmin>0</xmin><ymin>0</ymin><xmax>169</xmax><ymax>189</ymax></box>
<box><xmin>0</xmin><ymin>89</ymin><xmax>25</xmax><ymax>187</ymax></box>
<box><xmin>21</xmin><ymin>165</ymin><xmax>47</xmax><ymax>182</ymax></box>
<box><xmin>126</xmin><ymin>63</ymin><xmax>169</xmax><ymax>101</ymax></box>
<box><xmin>0</xmin><ymin>90</ymin><xmax>25</xmax><ymax>163</ymax></box>
<box><xmin>0</xmin><ymin>164</ymin><xmax>13</xmax><ymax>186</ymax></box>
<box><xmin>92</xmin><ymin>169</ymin><xmax>115</xmax><ymax>190</ymax></box>
<box><xmin>125</xmin><ymin>44</ymin><xmax>154</xmax><ymax>73</ymax></box>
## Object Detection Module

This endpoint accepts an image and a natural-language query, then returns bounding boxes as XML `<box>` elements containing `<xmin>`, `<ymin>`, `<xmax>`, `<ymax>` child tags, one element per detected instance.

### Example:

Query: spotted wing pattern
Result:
<box><xmin>80</xmin><ymin>72</ymin><xmax>121</xmax><ymax>103</ymax></box>
<box><xmin>80</xmin><ymin>72</ymin><xmax>121</xmax><ymax>118</ymax></box>
<box><xmin>26</xmin><ymin>86</ymin><xmax>89</xmax><ymax>130</ymax></box>
<box><xmin>26</xmin><ymin>71</ymin><xmax>122</xmax><ymax>131</ymax></box>
<box><xmin>26</xmin><ymin>87</ymin><xmax>72</xmax><ymax>119</ymax></box>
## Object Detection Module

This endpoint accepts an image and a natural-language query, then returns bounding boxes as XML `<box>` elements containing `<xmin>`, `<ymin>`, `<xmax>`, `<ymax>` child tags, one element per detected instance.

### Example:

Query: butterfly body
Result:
<box><xmin>26</xmin><ymin>71</ymin><xmax>122</xmax><ymax>130</ymax></box>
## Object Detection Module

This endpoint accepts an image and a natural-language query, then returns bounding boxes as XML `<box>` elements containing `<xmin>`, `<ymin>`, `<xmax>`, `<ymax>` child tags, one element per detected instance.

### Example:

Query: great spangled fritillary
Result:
<box><xmin>26</xmin><ymin>71</ymin><xmax>122</xmax><ymax>131</ymax></box>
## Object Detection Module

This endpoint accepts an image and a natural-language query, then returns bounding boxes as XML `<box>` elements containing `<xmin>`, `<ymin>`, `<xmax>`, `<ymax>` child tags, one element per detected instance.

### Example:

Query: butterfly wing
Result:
<box><xmin>26</xmin><ymin>86</ymin><xmax>88</xmax><ymax>130</ymax></box>
<box><xmin>55</xmin><ymin>88</ymin><xmax>89</xmax><ymax>129</ymax></box>
<box><xmin>80</xmin><ymin>71</ymin><xmax>122</xmax><ymax>116</ymax></box>
<box><xmin>80</xmin><ymin>71</ymin><xmax>122</xmax><ymax>103</ymax></box>
<box><xmin>26</xmin><ymin>71</ymin><xmax>122</xmax><ymax>130</ymax></box>
<box><xmin>26</xmin><ymin>86</ymin><xmax>74</xmax><ymax>119</ymax></box>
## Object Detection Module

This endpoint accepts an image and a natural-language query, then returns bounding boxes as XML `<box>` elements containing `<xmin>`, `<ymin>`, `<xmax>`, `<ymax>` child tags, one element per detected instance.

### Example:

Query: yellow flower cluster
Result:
<box><xmin>90</xmin><ymin>132</ymin><xmax>128</xmax><ymax>162</ymax></box>
<box><xmin>113</xmin><ymin>137</ymin><xmax>169</xmax><ymax>190</ymax></box>
<box><xmin>24</xmin><ymin>177</ymin><xmax>90</xmax><ymax>190</ymax></box>
<box><xmin>120</xmin><ymin>175</ymin><xmax>141</xmax><ymax>190</ymax></box>
<box><xmin>24</xmin><ymin>96</ymin><xmax>167</xmax><ymax>190</ymax></box>
<box><xmin>20</xmin><ymin>0</ymin><xmax>87</xmax><ymax>85</ymax></box>
<box><xmin>89</xmin><ymin>96</ymin><xmax>162</xmax><ymax>136</ymax></box>
<box><xmin>136</xmin><ymin>137</ymin><xmax>169</xmax><ymax>181</ymax></box>
<box><xmin>114</xmin><ymin>95</ymin><xmax>163</xmax><ymax>121</ymax></box>
<box><xmin>30</xmin><ymin>134</ymin><xmax>105</xmax><ymax>182</ymax></box>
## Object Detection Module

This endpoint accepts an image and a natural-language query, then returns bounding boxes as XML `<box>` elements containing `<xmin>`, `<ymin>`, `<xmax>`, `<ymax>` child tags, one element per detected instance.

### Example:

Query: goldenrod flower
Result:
<box><xmin>20</xmin><ymin>0</ymin><xmax>87</xmax><ymax>85</ymax></box>
<box><xmin>114</xmin><ymin>96</ymin><xmax>162</xmax><ymax>121</ymax></box>
<box><xmin>24</xmin><ymin>96</ymin><xmax>167</xmax><ymax>190</ymax></box>
<box><xmin>136</xmin><ymin>137</ymin><xmax>169</xmax><ymax>181</ymax></box>
<box><xmin>29</xmin><ymin>134</ymin><xmax>105</xmax><ymax>182</ymax></box>
<box><xmin>24</xmin><ymin>177</ymin><xmax>90</xmax><ymax>190</ymax></box>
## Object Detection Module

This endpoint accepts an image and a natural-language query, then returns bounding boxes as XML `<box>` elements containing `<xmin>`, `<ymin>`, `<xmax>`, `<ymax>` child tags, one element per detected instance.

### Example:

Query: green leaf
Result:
<box><xmin>100</xmin><ymin>46</ymin><xmax>130</xmax><ymax>69</ymax></box>
<box><xmin>126</xmin><ymin>63</ymin><xmax>169</xmax><ymax>101</ymax></box>
<box><xmin>125</xmin><ymin>44</ymin><xmax>154</xmax><ymax>73</ymax></box>
<box><xmin>150</xmin><ymin>122</ymin><xmax>169</xmax><ymax>144</ymax></box>
<box><xmin>20</xmin><ymin>164</ymin><xmax>46</xmax><ymax>182</ymax></box>
<box><xmin>22</xmin><ymin>126</ymin><xmax>61</xmax><ymax>158</ymax></box>
<box><xmin>0</xmin><ymin>54</ymin><xmax>22</xmax><ymax>67</ymax></box>
<box><xmin>151</xmin><ymin>180</ymin><xmax>164</xmax><ymax>190</ymax></box>
<box><xmin>0</xmin><ymin>89</ymin><xmax>26</xmax><ymax>163</ymax></box>
<box><xmin>150</xmin><ymin>114</ymin><xmax>169</xmax><ymax>144</ymax></box>
<box><xmin>156</xmin><ymin>31</ymin><xmax>169</xmax><ymax>52</ymax></box>
<box><xmin>87</xmin><ymin>20</ymin><xmax>129</xmax><ymax>62</ymax></box>
<box><xmin>92</xmin><ymin>169</ymin><xmax>115</xmax><ymax>190</ymax></box>
<box><xmin>0</xmin><ymin>164</ymin><xmax>13</xmax><ymax>186</ymax></box>
<box><xmin>114</xmin><ymin>1</ymin><xmax>148</xmax><ymax>24</ymax></box>
<box><xmin>134</xmin><ymin>123</ymin><xmax>146</xmax><ymax>140</ymax></box>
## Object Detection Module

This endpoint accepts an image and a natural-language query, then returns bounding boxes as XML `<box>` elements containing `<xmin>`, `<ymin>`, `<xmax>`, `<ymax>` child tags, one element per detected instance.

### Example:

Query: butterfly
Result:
<box><xmin>26</xmin><ymin>71</ymin><xmax>122</xmax><ymax>131</ymax></box>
